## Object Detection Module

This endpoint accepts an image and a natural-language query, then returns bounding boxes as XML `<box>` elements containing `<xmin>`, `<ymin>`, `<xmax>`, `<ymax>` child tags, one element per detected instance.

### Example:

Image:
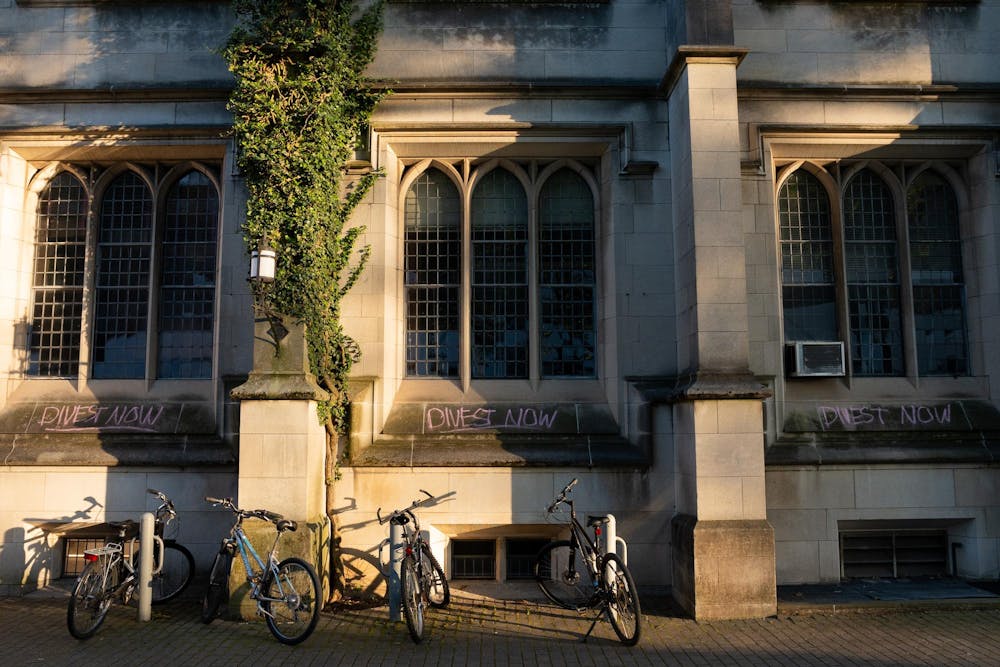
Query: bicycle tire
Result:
<box><xmin>602</xmin><ymin>552</ymin><xmax>642</xmax><ymax>646</ymax></box>
<box><xmin>67</xmin><ymin>561</ymin><xmax>113</xmax><ymax>639</ymax></box>
<box><xmin>419</xmin><ymin>542</ymin><xmax>450</xmax><ymax>609</ymax></box>
<box><xmin>201</xmin><ymin>551</ymin><xmax>231</xmax><ymax>624</ymax></box>
<box><xmin>534</xmin><ymin>540</ymin><xmax>598</xmax><ymax>610</ymax></box>
<box><xmin>133</xmin><ymin>541</ymin><xmax>195</xmax><ymax>604</ymax></box>
<box><xmin>400</xmin><ymin>554</ymin><xmax>424</xmax><ymax>644</ymax></box>
<box><xmin>261</xmin><ymin>557</ymin><xmax>321</xmax><ymax>645</ymax></box>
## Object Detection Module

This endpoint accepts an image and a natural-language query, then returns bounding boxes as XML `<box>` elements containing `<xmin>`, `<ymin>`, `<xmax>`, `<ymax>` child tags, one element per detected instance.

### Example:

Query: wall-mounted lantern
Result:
<box><xmin>250</xmin><ymin>244</ymin><xmax>276</xmax><ymax>283</ymax></box>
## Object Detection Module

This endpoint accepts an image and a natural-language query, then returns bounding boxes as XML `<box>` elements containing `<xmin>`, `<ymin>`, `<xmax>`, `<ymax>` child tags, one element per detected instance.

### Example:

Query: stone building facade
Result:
<box><xmin>0</xmin><ymin>0</ymin><xmax>998</xmax><ymax>620</ymax></box>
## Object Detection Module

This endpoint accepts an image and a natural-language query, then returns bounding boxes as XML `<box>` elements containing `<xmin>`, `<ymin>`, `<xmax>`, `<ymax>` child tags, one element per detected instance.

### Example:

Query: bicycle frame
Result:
<box><xmin>224</xmin><ymin>518</ymin><xmax>286</xmax><ymax>607</ymax></box>
<box><xmin>83</xmin><ymin>542</ymin><xmax>134</xmax><ymax>601</ymax></box>
<box><xmin>549</xmin><ymin>482</ymin><xmax>605</xmax><ymax>587</ymax></box>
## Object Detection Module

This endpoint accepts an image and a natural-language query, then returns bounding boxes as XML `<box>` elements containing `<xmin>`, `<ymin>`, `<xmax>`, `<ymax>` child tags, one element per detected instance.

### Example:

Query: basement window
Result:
<box><xmin>505</xmin><ymin>538</ymin><xmax>550</xmax><ymax>580</ymax></box>
<box><xmin>840</xmin><ymin>529</ymin><xmax>948</xmax><ymax>578</ymax></box>
<box><xmin>451</xmin><ymin>539</ymin><xmax>495</xmax><ymax>579</ymax></box>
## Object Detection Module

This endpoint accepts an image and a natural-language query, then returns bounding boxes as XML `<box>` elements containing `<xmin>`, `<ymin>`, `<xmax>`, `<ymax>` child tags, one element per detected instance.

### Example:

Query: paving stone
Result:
<box><xmin>4</xmin><ymin>590</ymin><xmax>1000</xmax><ymax>666</ymax></box>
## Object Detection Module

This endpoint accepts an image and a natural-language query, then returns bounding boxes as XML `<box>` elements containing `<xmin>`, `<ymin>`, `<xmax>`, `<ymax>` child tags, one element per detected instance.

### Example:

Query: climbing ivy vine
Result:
<box><xmin>224</xmin><ymin>0</ymin><xmax>387</xmax><ymax>432</ymax></box>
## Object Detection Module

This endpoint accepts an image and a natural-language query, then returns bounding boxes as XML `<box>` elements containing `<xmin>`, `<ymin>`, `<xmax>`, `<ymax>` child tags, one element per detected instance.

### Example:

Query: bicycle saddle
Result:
<box><xmin>586</xmin><ymin>515</ymin><xmax>609</xmax><ymax>527</ymax></box>
<box><xmin>108</xmin><ymin>519</ymin><xmax>140</xmax><ymax>538</ymax></box>
<box><xmin>276</xmin><ymin>519</ymin><xmax>297</xmax><ymax>533</ymax></box>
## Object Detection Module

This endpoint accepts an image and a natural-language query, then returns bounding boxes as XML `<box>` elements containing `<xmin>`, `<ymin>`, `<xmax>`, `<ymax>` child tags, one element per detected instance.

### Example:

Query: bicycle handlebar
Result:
<box><xmin>205</xmin><ymin>496</ymin><xmax>285</xmax><ymax>525</ymax></box>
<box><xmin>147</xmin><ymin>488</ymin><xmax>177</xmax><ymax>524</ymax></box>
<box><xmin>377</xmin><ymin>489</ymin><xmax>453</xmax><ymax>525</ymax></box>
<box><xmin>546</xmin><ymin>477</ymin><xmax>579</xmax><ymax>513</ymax></box>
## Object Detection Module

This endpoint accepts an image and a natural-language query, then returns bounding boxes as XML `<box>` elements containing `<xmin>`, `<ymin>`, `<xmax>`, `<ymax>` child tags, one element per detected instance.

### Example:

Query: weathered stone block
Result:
<box><xmin>671</xmin><ymin>514</ymin><xmax>776</xmax><ymax>620</ymax></box>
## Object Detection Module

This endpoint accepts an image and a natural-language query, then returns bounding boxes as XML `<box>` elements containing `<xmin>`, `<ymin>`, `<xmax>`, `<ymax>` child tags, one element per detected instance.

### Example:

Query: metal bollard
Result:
<box><xmin>138</xmin><ymin>512</ymin><xmax>154</xmax><ymax>621</ymax></box>
<box><xmin>388</xmin><ymin>522</ymin><xmax>403</xmax><ymax>622</ymax></box>
<box><xmin>604</xmin><ymin>513</ymin><xmax>628</xmax><ymax>565</ymax></box>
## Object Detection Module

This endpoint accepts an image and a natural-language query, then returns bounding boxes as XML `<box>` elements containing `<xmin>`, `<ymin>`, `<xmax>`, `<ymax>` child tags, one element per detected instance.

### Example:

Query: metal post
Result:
<box><xmin>138</xmin><ymin>512</ymin><xmax>154</xmax><ymax>622</ymax></box>
<box><xmin>388</xmin><ymin>522</ymin><xmax>402</xmax><ymax>622</ymax></box>
<box><xmin>604</xmin><ymin>513</ymin><xmax>616</xmax><ymax>556</ymax></box>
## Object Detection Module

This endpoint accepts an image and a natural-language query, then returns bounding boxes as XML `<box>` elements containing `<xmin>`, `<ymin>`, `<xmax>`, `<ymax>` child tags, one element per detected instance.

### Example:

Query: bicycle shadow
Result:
<box><xmin>11</xmin><ymin>497</ymin><xmax>104</xmax><ymax>591</ymax></box>
<box><xmin>332</xmin><ymin>545</ymin><xmax>387</xmax><ymax>606</ymax></box>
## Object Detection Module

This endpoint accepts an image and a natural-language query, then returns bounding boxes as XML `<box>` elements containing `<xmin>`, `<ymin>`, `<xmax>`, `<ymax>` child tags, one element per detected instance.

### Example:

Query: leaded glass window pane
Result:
<box><xmin>844</xmin><ymin>169</ymin><xmax>902</xmax><ymax>376</ymax></box>
<box><xmin>92</xmin><ymin>171</ymin><xmax>152</xmax><ymax>379</ymax></box>
<box><xmin>539</xmin><ymin>169</ymin><xmax>596</xmax><ymax>378</ymax></box>
<box><xmin>29</xmin><ymin>171</ymin><xmax>88</xmax><ymax>376</ymax></box>
<box><xmin>777</xmin><ymin>170</ymin><xmax>837</xmax><ymax>342</ymax></box>
<box><xmin>158</xmin><ymin>171</ymin><xmax>218</xmax><ymax>379</ymax></box>
<box><xmin>405</xmin><ymin>169</ymin><xmax>460</xmax><ymax>377</ymax></box>
<box><xmin>471</xmin><ymin>168</ymin><xmax>528</xmax><ymax>379</ymax></box>
<box><xmin>907</xmin><ymin>171</ymin><xmax>967</xmax><ymax>375</ymax></box>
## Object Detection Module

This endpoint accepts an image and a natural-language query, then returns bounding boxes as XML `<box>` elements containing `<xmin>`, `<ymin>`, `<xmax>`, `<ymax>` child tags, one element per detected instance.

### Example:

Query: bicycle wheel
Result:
<box><xmin>534</xmin><ymin>540</ymin><xmax>597</xmax><ymax>610</ymax></box>
<box><xmin>419</xmin><ymin>542</ymin><xmax>450</xmax><ymax>609</ymax></box>
<box><xmin>67</xmin><ymin>561</ymin><xmax>113</xmax><ymax>639</ymax></box>
<box><xmin>400</xmin><ymin>554</ymin><xmax>424</xmax><ymax>644</ymax></box>
<box><xmin>200</xmin><ymin>551</ymin><xmax>231</xmax><ymax>624</ymax></box>
<box><xmin>133</xmin><ymin>541</ymin><xmax>195</xmax><ymax>604</ymax></box>
<box><xmin>602</xmin><ymin>552</ymin><xmax>642</xmax><ymax>646</ymax></box>
<box><xmin>261</xmin><ymin>557</ymin><xmax>321</xmax><ymax>645</ymax></box>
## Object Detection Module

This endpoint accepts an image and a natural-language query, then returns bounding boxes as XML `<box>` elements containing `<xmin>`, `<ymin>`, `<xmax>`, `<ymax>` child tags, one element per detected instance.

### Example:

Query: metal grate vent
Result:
<box><xmin>840</xmin><ymin>529</ymin><xmax>947</xmax><ymax>579</ymax></box>
<box><xmin>451</xmin><ymin>539</ymin><xmax>495</xmax><ymax>579</ymax></box>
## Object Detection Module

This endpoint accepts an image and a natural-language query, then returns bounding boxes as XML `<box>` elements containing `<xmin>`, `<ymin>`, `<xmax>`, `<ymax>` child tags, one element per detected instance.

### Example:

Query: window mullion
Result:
<box><xmin>897</xmin><ymin>188</ymin><xmax>919</xmax><ymax>386</ymax></box>
<box><xmin>145</xmin><ymin>183</ymin><xmax>163</xmax><ymax>388</ymax></box>
<box><xmin>460</xmin><ymin>183</ymin><xmax>472</xmax><ymax>392</ymax></box>
<box><xmin>78</xmin><ymin>202</ymin><xmax>97</xmax><ymax>388</ymax></box>
<box><xmin>528</xmin><ymin>182</ymin><xmax>540</xmax><ymax>386</ymax></box>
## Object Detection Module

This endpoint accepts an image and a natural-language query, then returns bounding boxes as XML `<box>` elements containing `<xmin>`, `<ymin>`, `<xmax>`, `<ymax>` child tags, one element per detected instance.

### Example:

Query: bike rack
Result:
<box><xmin>592</xmin><ymin>514</ymin><xmax>628</xmax><ymax>565</ymax></box>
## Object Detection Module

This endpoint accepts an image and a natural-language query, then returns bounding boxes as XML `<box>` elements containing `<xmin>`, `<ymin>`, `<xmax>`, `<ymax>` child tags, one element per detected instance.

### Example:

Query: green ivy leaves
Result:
<box><xmin>225</xmin><ymin>0</ymin><xmax>387</xmax><ymax>431</ymax></box>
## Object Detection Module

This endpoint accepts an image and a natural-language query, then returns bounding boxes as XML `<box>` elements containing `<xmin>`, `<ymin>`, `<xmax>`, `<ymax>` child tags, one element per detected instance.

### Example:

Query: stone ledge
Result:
<box><xmin>349</xmin><ymin>434</ymin><xmax>648</xmax><ymax>468</ymax></box>
<box><xmin>766</xmin><ymin>431</ymin><xmax>1000</xmax><ymax>466</ymax></box>
<box><xmin>0</xmin><ymin>434</ymin><xmax>235</xmax><ymax>466</ymax></box>
<box><xmin>628</xmin><ymin>372</ymin><xmax>772</xmax><ymax>403</ymax></box>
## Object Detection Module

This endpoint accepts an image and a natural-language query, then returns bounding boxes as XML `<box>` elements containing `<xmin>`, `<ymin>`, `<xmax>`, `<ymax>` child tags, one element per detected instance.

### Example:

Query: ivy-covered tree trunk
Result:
<box><xmin>224</xmin><ymin>0</ymin><xmax>387</xmax><ymax>603</ymax></box>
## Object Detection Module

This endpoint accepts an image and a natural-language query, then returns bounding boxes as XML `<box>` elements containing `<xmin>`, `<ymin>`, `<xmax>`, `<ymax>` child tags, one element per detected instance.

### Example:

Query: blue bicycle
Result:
<box><xmin>200</xmin><ymin>496</ymin><xmax>321</xmax><ymax>645</ymax></box>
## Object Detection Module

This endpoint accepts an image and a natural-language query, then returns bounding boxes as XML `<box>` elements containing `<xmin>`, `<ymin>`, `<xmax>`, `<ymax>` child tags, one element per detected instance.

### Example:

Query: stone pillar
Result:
<box><xmin>662</xmin><ymin>47</ymin><xmax>777</xmax><ymax>620</ymax></box>
<box><xmin>229</xmin><ymin>315</ymin><xmax>331</xmax><ymax>618</ymax></box>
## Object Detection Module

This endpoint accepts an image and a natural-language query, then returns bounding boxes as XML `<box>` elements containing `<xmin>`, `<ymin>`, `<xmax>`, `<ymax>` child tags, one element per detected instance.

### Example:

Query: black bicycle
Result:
<box><xmin>534</xmin><ymin>478</ymin><xmax>642</xmax><ymax>646</ymax></box>
<box><xmin>378</xmin><ymin>490</ymin><xmax>451</xmax><ymax>644</ymax></box>
<box><xmin>200</xmin><ymin>497</ymin><xmax>321</xmax><ymax>645</ymax></box>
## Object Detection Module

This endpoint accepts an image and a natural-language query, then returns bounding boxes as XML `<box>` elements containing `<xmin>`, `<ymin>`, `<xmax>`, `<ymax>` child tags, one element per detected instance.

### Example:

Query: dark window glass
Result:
<box><xmin>404</xmin><ymin>169</ymin><xmax>461</xmax><ymax>377</ymax></box>
<box><xmin>538</xmin><ymin>169</ymin><xmax>596</xmax><ymax>377</ymax></box>
<box><xmin>158</xmin><ymin>171</ymin><xmax>218</xmax><ymax>378</ymax></box>
<box><xmin>778</xmin><ymin>170</ymin><xmax>838</xmax><ymax>343</ymax></box>
<box><xmin>505</xmin><ymin>538</ymin><xmax>549</xmax><ymax>580</ymax></box>
<box><xmin>844</xmin><ymin>169</ymin><xmax>902</xmax><ymax>376</ymax></box>
<box><xmin>29</xmin><ymin>172</ymin><xmax>88</xmax><ymax>377</ymax></box>
<box><xmin>92</xmin><ymin>171</ymin><xmax>152</xmax><ymax>379</ymax></box>
<box><xmin>471</xmin><ymin>168</ymin><xmax>528</xmax><ymax>379</ymax></box>
<box><xmin>451</xmin><ymin>539</ymin><xmax>495</xmax><ymax>579</ymax></box>
<box><xmin>907</xmin><ymin>171</ymin><xmax>967</xmax><ymax>375</ymax></box>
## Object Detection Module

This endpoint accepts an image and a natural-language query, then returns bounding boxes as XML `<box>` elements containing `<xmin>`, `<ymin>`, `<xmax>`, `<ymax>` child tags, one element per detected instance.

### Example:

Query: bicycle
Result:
<box><xmin>534</xmin><ymin>478</ymin><xmax>642</xmax><ymax>646</ymax></box>
<box><xmin>377</xmin><ymin>490</ymin><xmax>451</xmax><ymax>644</ymax></box>
<box><xmin>200</xmin><ymin>496</ymin><xmax>321</xmax><ymax>645</ymax></box>
<box><xmin>67</xmin><ymin>519</ymin><xmax>142</xmax><ymax>639</ymax></box>
<box><xmin>136</xmin><ymin>488</ymin><xmax>195</xmax><ymax>604</ymax></box>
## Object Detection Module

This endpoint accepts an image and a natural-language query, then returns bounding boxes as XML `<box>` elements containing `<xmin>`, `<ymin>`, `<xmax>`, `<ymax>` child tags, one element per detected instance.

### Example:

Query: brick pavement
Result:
<box><xmin>3</xmin><ymin>591</ymin><xmax>1000</xmax><ymax>666</ymax></box>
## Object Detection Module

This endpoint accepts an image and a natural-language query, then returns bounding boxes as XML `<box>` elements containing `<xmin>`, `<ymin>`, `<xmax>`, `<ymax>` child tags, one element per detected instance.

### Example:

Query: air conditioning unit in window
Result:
<box><xmin>784</xmin><ymin>341</ymin><xmax>846</xmax><ymax>377</ymax></box>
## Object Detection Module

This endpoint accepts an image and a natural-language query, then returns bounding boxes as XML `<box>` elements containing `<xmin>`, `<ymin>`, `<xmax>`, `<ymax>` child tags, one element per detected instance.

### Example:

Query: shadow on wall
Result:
<box><xmin>2</xmin><ymin>496</ymin><xmax>102</xmax><ymax>594</ymax></box>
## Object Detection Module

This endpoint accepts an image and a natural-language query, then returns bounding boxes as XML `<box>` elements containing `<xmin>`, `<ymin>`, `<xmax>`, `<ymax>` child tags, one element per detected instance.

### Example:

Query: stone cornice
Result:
<box><xmin>738</xmin><ymin>82</ymin><xmax>1000</xmax><ymax>102</ymax></box>
<box><xmin>0</xmin><ymin>86</ymin><xmax>232</xmax><ymax>104</ymax></box>
<box><xmin>626</xmin><ymin>373</ymin><xmax>772</xmax><ymax>403</ymax></box>
<box><xmin>660</xmin><ymin>45</ymin><xmax>750</xmax><ymax>98</ymax></box>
